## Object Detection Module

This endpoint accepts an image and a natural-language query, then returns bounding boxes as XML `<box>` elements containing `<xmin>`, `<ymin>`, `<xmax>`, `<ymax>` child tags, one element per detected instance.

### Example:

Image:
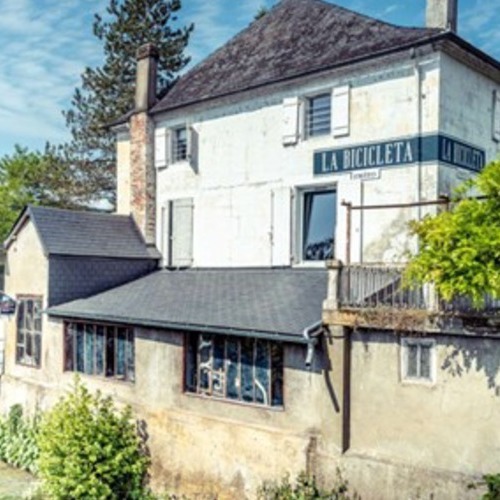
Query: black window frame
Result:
<box><xmin>16</xmin><ymin>296</ymin><xmax>43</xmax><ymax>368</ymax></box>
<box><xmin>64</xmin><ymin>321</ymin><xmax>135</xmax><ymax>383</ymax></box>
<box><xmin>185</xmin><ymin>333</ymin><xmax>284</xmax><ymax>408</ymax></box>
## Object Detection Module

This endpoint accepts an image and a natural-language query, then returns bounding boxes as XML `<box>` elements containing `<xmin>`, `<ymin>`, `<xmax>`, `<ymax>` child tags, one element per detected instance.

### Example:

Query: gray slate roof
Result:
<box><xmin>151</xmin><ymin>0</ymin><xmax>441</xmax><ymax>113</ymax></box>
<box><xmin>48</xmin><ymin>268</ymin><xmax>328</xmax><ymax>342</ymax></box>
<box><xmin>17</xmin><ymin>206</ymin><xmax>160</xmax><ymax>259</ymax></box>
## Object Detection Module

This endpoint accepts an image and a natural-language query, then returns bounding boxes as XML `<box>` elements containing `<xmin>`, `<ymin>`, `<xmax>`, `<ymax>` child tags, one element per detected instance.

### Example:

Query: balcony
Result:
<box><xmin>323</xmin><ymin>260</ymin><xmax>500</xmax><ymax>333</ymax></box>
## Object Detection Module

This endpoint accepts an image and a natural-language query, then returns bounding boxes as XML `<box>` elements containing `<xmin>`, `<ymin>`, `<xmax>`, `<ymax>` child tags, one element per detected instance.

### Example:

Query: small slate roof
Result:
<box><xmin>151</xmin><ymin>0</ymin><xmax>441</xmax><ymax>113</ymax></box>
<box><xmin>7</xmin><ymin>206</ymin><xmax>160</xmax><ymax>260</ymax></box>
<box><xmin>48</xmin><ymin>268</ymin><xmax>328</xmax><ymax>342</ymax></box>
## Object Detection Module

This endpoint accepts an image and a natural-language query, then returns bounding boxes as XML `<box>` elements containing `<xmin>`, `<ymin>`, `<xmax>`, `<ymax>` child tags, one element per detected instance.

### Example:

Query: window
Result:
<box><xmin>173</xmin><ymin>126</ymin><xmax>187</xmax><ymax>162</ymax></box>
<box><xmin>307</xmin><ymin>94</ymin><xmax>331</xmax><ymax>137</ymax></box>
<box><xmin>401</xmin><ymin>338</ymin><xmax>435</xmax><ymax>383</ymax></box>
<box><xmin>301</xmin><ymin>188</ymin><xmax>336</xmax><ymax>261</ymax></box>
<box><xmin>163</xmin><ymin>198</ymin><xmax>194</xmax><ymax>268</ymax></box>
<box><xmin>16</xmin><ymin>296</ymin><xmax>42</xmax><ymax>367</ymax></box>
<box><xmin>64</xmin><ymin>322</ymin><xmax>135</xmax><ymax>382</ymax></box>
<box><xmin>185</xmin><ymin>333</ymin><xmax>284</xmax><ymax>407</ymax></box>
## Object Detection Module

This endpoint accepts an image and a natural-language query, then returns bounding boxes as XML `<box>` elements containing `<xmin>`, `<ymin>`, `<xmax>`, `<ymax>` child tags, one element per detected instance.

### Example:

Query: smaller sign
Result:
<box><xmin>351</xmin><ymin>169</ymin><xmax>380</xmax><ymax>181</ymax></box>
<box><xmin>0</xmin><ymin>293</ymin><xmax>16</xmax><ymax>315</ymax></box>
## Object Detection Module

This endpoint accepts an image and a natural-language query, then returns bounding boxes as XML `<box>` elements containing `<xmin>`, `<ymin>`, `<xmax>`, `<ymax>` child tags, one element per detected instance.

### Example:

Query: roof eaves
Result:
<box><xmin>46</xmin><ymin>308</ymin><xmax>310</xmax><ymax>344</ymax></box>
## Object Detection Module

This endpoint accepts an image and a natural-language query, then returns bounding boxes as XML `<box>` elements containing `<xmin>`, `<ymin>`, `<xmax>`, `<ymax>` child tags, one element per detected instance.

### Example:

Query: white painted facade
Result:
<box><xmin>117</xmin><ymin>49</ymin><xmax>500</xmax><ymax>268</ymax></box>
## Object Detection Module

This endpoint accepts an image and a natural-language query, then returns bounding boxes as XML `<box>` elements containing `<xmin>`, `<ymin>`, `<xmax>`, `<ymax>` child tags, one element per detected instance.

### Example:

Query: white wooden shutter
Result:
<box><xmin>332</xmin><ymin>85</ymin><xmax>350</xmax><ymax>137</ymax></box>
<box><xmin>155</xmin><ymin>128</ymin><xmax>171</xmax><ymax>168</ymax></box>
<box><xmin>493</xmin><ymin>90</ymin><xmax>500</xmax><ymax>142</ymax></box>
<box><xmin>187</xmin><ymin>126</ymin><xmax>199</xmax><ymax>173</ymax></box>
<box><xmin>271</xmin><ymin>187</ymin><xmax>293</xmax><ymax>266</ymax></box>
<box><xmin>171</xmin><ymin>198</ymin><xmax>194</xmax><ymax>268</ymax></box>
<box><xmin>282</xmin><ymin>97</ymin><xmax>300</xmax><ymax>145</ymax></box>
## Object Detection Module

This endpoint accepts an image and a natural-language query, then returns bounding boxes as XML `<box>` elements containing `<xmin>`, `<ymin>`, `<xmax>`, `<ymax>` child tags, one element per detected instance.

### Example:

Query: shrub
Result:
<box><xmin>0</xmin><ymin>404</ymin><xmax>39</xmax><ymax>473</ymax></box>
<box><xmin>257</xmin><ymin>470</ymin><xmax>355</xmax><ymax>500</ymax></box>
<box><xmin>37</xmin><ymin>377</ymin><xmax>151</xmax><ymax>499</ymax></box>
<box><xmin>481</xmin><ymin>474</ymin><xmax>500</xmax><ymax>500</ymax></box>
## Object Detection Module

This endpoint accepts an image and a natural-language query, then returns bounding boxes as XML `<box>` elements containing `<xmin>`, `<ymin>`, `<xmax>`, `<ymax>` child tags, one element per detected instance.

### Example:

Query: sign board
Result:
<box><xmin>314</xmin><ymin>134</ymin><xmax>486</xmax><ymax>176</ymax></box>
<box><xmin>0</xmin><ymin>293</ymin><xmax>16</xmax><ymax>315</ymax></box>
<box><xmin>351</xmin><ymin>169</ymin><xmax>380</xmax><ymax>181</ymax></box>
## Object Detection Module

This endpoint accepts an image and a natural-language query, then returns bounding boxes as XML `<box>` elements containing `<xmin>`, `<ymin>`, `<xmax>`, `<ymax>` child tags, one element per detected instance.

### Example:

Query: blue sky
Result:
<box><xmin>0</xmin><ymin>0</ymin><xmax>498</xmax><ymax>157</ymax></box>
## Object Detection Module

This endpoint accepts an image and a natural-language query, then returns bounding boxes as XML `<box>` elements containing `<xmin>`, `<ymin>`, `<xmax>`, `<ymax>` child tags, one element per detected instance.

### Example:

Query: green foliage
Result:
<box><xmin>254</xmin><ymin>6</ymin><xmax>269</xmax><ymax>20</ymax></box>
<box><xmin>37</xmin><ymin>378</ymin><xmax>150</xmax><ymax>500</ymax></box>
<box><xmin>0</xmin><ymin>146</ymin><xmax>82</xmax><ymax>242</ymax></box>
<box><xmin>0</xmin><ymin>404</ymin><xmax>40</xmax><ymax>474</ymax></box>
<box><xmin>405</xmin><ymin>159</ymin><xmax>500</xmax><ymax>305</ymax></box>
<box><xmin>257</xmin><ymin>470</ymin><xmax>355</xmax><ymax>500</ymax></box>
<box><xmin>63</xmin><ymin>0</ymin><xmax>193</xmax><ymax>206</ymax></box>
<box><xmin>482</xmin><ymin>474</ymin><xmax>500</xmax><ymax>499</ymax></box>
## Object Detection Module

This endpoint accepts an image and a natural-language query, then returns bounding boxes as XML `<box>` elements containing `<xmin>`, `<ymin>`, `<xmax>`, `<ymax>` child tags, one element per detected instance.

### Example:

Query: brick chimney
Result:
<box><xmin>426</xmin><ymin>0</ymin><xmax>458</xmax><ymax>31</ymax></box>
<box><xmin>129</xmin><ymin>43</ymin><xmax>159</xmax><ymax>245</ymax></box>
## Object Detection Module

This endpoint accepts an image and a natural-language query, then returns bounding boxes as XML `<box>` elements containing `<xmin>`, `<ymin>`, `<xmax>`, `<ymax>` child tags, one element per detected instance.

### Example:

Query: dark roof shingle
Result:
<box><xmin>48</xmin><ymin>268</ymin><xmax>328</xmax><ymax>341</ymax></box>
<box><xmin>25</xmin><ymin>206</ymin><xmax>159</xmax><ymax>259</ymax></box>
<box><xmin>152</xmin><ymin>0</ymin><xmax>441</xmax><ymax>113</ymax></box>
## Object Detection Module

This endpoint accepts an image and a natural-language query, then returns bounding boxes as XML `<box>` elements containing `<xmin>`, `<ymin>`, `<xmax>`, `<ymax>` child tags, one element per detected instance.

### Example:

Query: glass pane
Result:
<box><xmin>76</xmin><ymin>324</ymin><xmax>85</xmax><ymax>373</ymax></box>
<box><xmin>34</xmin><ymin>300</ymin><xmax>42</xmax><ymax>333</ymax></box>
<box><xmin>116</xmin><ymin>328</ymin><xmax>127</xmax><ymax>378</ymax></box>
<box><xmin>16</xmin><ymin>300</ymin><xmax>25</xmax><ymax>332</ymax></box>
<box><xmin>34</xmin><ymin>334</ymin><xmax>41</xmax><ymax>367</ymax></box>
<box><xmin>174</xmin><ymin>127</ymin><xmax>187</xmax><ymax>161</ymax></box>
<box><xmin>271</xmin><ymin>344</ymin><xmax>284</xmax><ymax>406</ymax></box>
<box><xmin>126</xmin><ymin>330</ymin><xmax>135</xmax><ymax>382</ymax></box>
<box><xmin>420</xmin><ymin>345</ymin><xmax>432</xmax><ymax>379</ymax></box>
<box><xmin>255</xmin><ymin>340</ymin><xmax>270</xmax><ymax>405</ymax></box>
<box><xmin>25</xmin><ymin>332</ymin><xmax>33</xmax><ymax>358</ymax></box>
<box><xmin>26</xmin><ymin>300</ymin><xmax>33</xmax><ymax>332</ymax></box>
<box><xmin>308</xmin><ymin>94</ymin><xmax>331</xmax><ymax>136</ymax></box>
<box><xmin>64</xmin><ymin>324</ymin><xmax>74</xmax><ymax>371</ymax></box>
<box><xmin>85</xmin><ymin>325</ymin><xmax>94</xmax><ymax>375</ymax></box>
<box><xmin>303</xmin><ymin>190</ymin><xmax>336</xmax><ymax>261</ymax></box>
<box><xmin>16</xmin><ymin>346</ymin><xmax>23</xmax><ymax>364</ymax></box>
<box><xmin>212</xmin><ymin>336</ymin><xmax>225</xmax><ymax>396</ymax></box>
<box><xmin>406</xmin><ymin>344</ymin><xmax>418</xmax><ymax>378</ymax></box>
<box><xmin>105</xmin><ymin>327</ymin><xmax>115</xmax><ymax>377</ymax></box>
<box><xmin>95</xmin><ymin>326</ymin><xmax>105</xmax><ymax>375</ymax></box>
<box><xmin>226</xmin><ymin>339</ymin><xmax>239</xmax><ymax>400</ymax></box>
<box><xmin>198</xmin><ymin>334</ymin><xmax>212</xmax><ymax>392</ymax></box>
<box><xmin>240</xmin><ymin>338</ymin><xmax>254</xmax><ymax>403</ymax></box>
<box><xmin>185</xmin><ymin>334</ymin><xmax>197</xmax><ymax>392</ymax></box>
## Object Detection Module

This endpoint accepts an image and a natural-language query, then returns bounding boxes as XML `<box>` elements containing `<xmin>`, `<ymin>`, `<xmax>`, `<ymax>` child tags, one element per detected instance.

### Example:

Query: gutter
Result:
<box><xmin>302</xmin><ymin>320</ymin><xmax>324</xmax><ymax>369</ymax></box>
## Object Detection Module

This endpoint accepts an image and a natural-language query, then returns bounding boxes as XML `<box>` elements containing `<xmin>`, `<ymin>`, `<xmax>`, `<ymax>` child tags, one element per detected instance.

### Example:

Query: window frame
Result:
<box><xmin>306</xmin><ymin>92</ymin><xmax>331</xmax><ymax>138</ymax></box>
<box><xmin>184</xmin><ymin>332</ymin><xmax>285</xmax><ymax>409</ymax></box>
<box><xmin>172</xmin><ymin>125</ymin><xmax>188</xmax><ymax>163</ymax></box>
<box><xmin>295</xmin><ymin>185</ymin><xmax>337</xmax><ymax>264</ymax></box>
<box><xmin>63</xmin><ymin>321</ymin><xmax>135</xmax><ymax>383</ymax></box>
<box><xmin>15</xmin><ymin>295</ymin><xmax>43</xmax><ymax>368</ymax></box>
<box><xmin>400</xmin><ymin>337</ymin><xmax>436</xmax><ymax>385</ymax></box>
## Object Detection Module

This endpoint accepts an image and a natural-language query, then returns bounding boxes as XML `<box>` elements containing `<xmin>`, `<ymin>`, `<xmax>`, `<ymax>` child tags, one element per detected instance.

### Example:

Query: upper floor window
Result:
<box><xmin>16</xmin><ymin>296</ymin><xmax>42</xmax><ymax>368</ymax></box>
<box><xmin>301</xmin><ymin>188</ymin><xmax>336</xmax><ymax>261</ymax></box>
<box><xmin>64</xmin><ymin>322</ymin><xmax>135</xmax><ymax>382</ymax></box>
<box><xmin>307</xmin><ymin>94</ymin><xmax>331</xmax><ymax>137</ymax></box>
<box><xmin>185</xmin><ymin>333</ymin><xmax>284</xmax><ymax>407</ymax></box>
<box><xmin>173</xmin><ymin>126</ymin><xmax>188</xmax><ymax>162</ymax></box>
<box><xmin>401</xmin><ymin>338</ymin><xmax>435</xmax><ymax>383</ymax></box>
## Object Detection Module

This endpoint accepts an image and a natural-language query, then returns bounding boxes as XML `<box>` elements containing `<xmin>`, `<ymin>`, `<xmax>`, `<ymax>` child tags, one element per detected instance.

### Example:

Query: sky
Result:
<box><xmin>0</xmin><ymin>0</ymin><xmax>498</xmax><ymax>157</ymax></box>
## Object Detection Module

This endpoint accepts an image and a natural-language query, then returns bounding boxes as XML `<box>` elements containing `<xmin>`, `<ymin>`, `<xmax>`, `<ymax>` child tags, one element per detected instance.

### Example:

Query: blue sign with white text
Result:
<box><xmin>313</xmin><ymin>134</ymin><xmax>486</xmax><ymax>175</ymax></box>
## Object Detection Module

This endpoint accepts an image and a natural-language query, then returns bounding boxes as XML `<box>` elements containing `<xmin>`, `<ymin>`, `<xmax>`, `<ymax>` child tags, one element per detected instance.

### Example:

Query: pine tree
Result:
<box><xmin>64</xmin><ymin>0</ymin><xmax>193</xmax><ymax>207</ymax></box>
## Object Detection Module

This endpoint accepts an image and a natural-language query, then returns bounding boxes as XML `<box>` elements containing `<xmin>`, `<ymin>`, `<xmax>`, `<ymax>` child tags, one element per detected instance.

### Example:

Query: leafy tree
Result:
<box><xmin>63</xmin><ymin>0</ymin><xmax>193</xmax><ymax>206</ymax></box>
<box><xmin>0</xmin><ymin>146</ymin><xmax>81</xmax><ymax>242</ymax></box>
<box><xmin>37</xmin><ymin>378</ymin><xmax>150</xmax><ymax>500</ymax></box>
<box><xmin>255</xmin><ymin>6</ymin><xmax>269</xmax><ymax>20</ymax></box>
<box><xmin>405</xmin><ymin>159</ymin><xmax>500</xmax><ymax>305</ymax></box>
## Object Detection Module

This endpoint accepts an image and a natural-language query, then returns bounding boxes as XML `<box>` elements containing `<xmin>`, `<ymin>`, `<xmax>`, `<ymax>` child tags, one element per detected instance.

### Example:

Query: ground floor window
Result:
<box><xmin>401</xmin><ymin>337</ymin><xmax>435</xmax><ymax>383</ymax></box>
<box><xmin>64</xmin><ymin>322</ymin><xmax>134</xmax><ymax>382</ymax></box>
<box><xmin>301</xmin><ymin>187</ymin><xmax>336</xmax><ymax>261</ymax></box>
<box><xmin>185</xmin><ymin>333</ymin><xmax>284</xmax><ymax>407</ymax></box>
<box><xmin>16</xmin><ymin>296</ymin><xmax>43</xmax><ymax>367</ymax></box>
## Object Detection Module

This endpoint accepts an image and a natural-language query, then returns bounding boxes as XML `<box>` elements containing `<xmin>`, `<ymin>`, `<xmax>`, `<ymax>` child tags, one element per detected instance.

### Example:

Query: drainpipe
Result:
<box><xmin>303</xmin><ymin>320</ymin><xmax>323</xmax><ymax>369</ymax></box>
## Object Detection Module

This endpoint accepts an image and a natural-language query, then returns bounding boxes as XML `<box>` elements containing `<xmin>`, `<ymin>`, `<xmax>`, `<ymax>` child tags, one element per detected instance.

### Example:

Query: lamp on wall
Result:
<box><xmin>0</xmin><ymin>293</ymin><xmax>16</xmax><ymax>315</ymax></box>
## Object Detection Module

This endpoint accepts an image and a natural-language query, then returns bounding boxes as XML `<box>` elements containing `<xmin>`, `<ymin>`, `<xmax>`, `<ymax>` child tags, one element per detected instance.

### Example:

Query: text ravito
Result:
<box><xmin>313</xmin><ymin>134</ymin><xmax>486</xmax><ymax>175</ymax></box>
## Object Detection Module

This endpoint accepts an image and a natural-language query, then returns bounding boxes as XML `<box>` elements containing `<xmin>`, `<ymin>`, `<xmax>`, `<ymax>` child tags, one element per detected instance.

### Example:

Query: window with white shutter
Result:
<box><xmin>493</xmin><ymin>89</ymin><xmax>500</xmax><ymax>142</ymax></box>
<box><xmin>187</xmin><ymin>126</ymin><xmax>199</xmax><ymax>172</ymax></box>
<box><xmin>154</xmin><ymin>128</ymin><xmax>170</xmax><ymax>168</ymax></box>
<box><xmin>164</xmin><ymin>198</ymin><xmax>194</xmax><ymax>268</ymax></box>
<box><xmin>332</xmin><ymin>85</ymin><xmax>350</xmax><ymax>137</ymax></box>
<box><xmin>282</xmin><ymin>97</ymin><xmax>300</xmax><ymax>145</ymax></box>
